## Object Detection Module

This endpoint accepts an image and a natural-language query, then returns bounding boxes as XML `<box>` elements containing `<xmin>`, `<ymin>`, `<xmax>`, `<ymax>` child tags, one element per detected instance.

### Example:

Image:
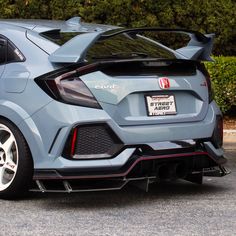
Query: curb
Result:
<box><xmin>223</xmin><ymin>129</ymin><xmax>236</xmax><ymax>134</ymax></box>
<box><xmin>223</xmin><ymin>129</ymin><xmax>236</xmax><ymax>150</ymax></box>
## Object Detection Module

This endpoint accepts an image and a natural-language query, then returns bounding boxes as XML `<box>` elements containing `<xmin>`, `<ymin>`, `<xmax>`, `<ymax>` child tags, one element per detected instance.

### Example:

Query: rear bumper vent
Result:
<box><xmin>63</xmin><ymin>124</ymin><xmax>124</xmax><ymax>159</ymax></box>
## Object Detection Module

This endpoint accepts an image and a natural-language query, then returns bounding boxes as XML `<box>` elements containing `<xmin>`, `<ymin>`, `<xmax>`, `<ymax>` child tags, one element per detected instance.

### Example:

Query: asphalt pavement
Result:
<box><xmin>0</xmin><ymin>134</ymin><xmax>235</xmax><ymax>236</ymax></box>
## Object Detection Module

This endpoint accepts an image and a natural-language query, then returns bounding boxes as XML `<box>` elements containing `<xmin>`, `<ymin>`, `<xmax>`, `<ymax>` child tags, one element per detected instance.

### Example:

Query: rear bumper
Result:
<box><xmin>26</xmin><ymin>99</ymin><xmax>222</xmax><ymax>170</ymax></box>
<box><xmin>33</xmin><ymin>141</ymin><xmax>227</xmax><ymax>180</ymax></box>
<box><xmin>32</xmin><ymin>131</ymin><xmax>228</xmax><ymax>192</ymax></box>
<box><xmin>31</xmin><ymin>97</ymin><xmax>225</xmax><ymax>180</ymax></box>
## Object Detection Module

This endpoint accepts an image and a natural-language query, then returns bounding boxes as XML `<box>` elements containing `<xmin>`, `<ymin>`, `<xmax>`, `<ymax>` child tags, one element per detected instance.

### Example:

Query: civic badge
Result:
<box><xmin>159</xmin><ymin>77</ymin><xmax>170</xmax><ymax>89</ymax></box>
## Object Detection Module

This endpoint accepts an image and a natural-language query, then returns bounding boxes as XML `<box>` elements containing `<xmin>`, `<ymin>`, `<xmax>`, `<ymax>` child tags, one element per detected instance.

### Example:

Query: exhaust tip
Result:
<box><xmin>157</xmin><ymin>162</ymin><xmax>188</xmax><ymax>180</ymax></box>
<box><xmin>158</xmin><ymin>164</ymin><xmax>170</xmax><ymax>180</ymax></box>
<box><xmin>175</xmin><ymin>162</ymin><xmax>188</xmax><ymax>179</ymax></box>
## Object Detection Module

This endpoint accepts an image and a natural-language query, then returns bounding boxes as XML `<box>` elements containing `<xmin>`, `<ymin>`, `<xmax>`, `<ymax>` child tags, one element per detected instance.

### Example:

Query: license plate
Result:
<box><xmin>145</xmin><ymin>95</ymin><xmax>177</xmax><ymax>116</ymax></box>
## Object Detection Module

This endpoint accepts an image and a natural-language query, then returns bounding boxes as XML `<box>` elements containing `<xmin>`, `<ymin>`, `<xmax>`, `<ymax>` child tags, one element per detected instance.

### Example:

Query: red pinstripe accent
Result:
<box><xmin>33</xmin><ymin>151</ymin><xmax>211</xmax><ymax>180</ymax></box>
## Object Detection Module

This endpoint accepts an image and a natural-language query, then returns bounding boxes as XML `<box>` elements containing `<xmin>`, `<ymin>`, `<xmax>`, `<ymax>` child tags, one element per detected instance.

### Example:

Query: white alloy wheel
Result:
<box><xmin>0</xmin><ymin>124</ymin><xmax>18</xmax><ymax>191</ymax></box>
<box><xmin>0</xmin><ymin>119</ymin><xmax>33</xmax><ymax>199</ymax></box>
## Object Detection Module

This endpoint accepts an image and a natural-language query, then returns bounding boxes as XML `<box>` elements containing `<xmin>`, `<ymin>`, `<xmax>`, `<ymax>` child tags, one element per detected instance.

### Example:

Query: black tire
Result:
<box><xmin>0</xmin><ymin>118</ymin><xmax>33</xmax><ymax>199</ymax></box>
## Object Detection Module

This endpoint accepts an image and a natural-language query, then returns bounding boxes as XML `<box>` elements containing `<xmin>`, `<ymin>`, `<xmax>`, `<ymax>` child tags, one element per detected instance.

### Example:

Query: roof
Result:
<box><xmin>0</xmin><ymin>17</ymin><xmax>118</xmax><ymax>33</ymax></box>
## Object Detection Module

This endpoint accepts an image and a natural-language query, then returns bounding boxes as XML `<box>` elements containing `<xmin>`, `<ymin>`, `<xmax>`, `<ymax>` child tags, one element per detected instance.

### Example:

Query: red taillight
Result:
<box><xmin>35</xmin><ymin>70</ymin><xmax>101</xmax><ymax>109</ymax></box>
<box><xmin>70</xmin><ymin>127</ymin><xmax>78</xmax><ymax>156</ymax></box>
<box><xmin>212</xmin><ymin>115</ymin><xmax>223</xmax><ymax>148</ymax></box>
<box><xmin>198</xmin><ymin>63</ymin><xmax>214</xmax><ymax>103</ymax></box>
<box><xmin>198</xmin><ymin>64</ymin><xmax>214</xmax><ymax>103</ymax></box>
<box><xmin>205</xmin><ymin>74</ymin><xmax>214</xmax><ymax>103</ymax></box>
<box><xmin>217</xmin><ymin>116</ymin><xmax>224</xmax><ymax>147</ymax></box>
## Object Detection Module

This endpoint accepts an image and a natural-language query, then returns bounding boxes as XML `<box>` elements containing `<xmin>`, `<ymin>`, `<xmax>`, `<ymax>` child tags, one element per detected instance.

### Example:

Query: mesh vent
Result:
<box><xmin>66</xmin><ymin>124</ymin><xmax>123</xmax><ymax>159</ymax></box>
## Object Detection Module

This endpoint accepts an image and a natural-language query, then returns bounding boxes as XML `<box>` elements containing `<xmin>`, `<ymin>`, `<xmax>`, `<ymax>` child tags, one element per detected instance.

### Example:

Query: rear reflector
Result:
<box><xmin>70</xmin><ymin>127</ymin><xmax>78</xmax><ymax>156</ymax></box>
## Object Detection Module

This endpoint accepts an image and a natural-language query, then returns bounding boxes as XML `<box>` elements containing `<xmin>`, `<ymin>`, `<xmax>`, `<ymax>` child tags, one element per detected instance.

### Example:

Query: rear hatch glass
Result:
<box><xmin>41</xmin><ymin>31</ymin><xmax>176</xmax><ymax>62</ymax></box>
<box><xmin>86</xmin><ymin>33</ymin><xmax>176</xmax><ymax>61</ymax></box>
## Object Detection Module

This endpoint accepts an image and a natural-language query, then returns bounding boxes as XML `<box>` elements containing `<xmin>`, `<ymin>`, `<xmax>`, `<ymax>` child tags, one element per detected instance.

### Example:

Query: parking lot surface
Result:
<box><xmin>0</xmin><ymin>148</ymin><xmax>235</xmax><ymax>236</ymax></box>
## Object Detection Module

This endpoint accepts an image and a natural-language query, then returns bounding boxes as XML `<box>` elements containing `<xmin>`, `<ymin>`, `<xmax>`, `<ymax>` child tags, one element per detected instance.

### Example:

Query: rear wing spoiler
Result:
<box><xmin>49</xmin><ymin>28</ymin><xmax>215</xmax><ymax>63</ymax></box>
<box><xmin>49</xmin><ymin>32</ymin><xmax>101</xmax><ymax>63</ymax></box>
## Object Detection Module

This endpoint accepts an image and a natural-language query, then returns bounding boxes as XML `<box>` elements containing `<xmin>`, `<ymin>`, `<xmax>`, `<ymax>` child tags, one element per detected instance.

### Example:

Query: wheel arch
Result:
<box><xmin>0</xmin><ymin>101</ymin><xmax>45</xmax><ymax>165</ymax></box>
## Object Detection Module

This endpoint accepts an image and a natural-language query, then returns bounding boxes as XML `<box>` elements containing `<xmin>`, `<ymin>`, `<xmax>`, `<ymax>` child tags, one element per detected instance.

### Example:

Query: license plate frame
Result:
<box><xmin>145</xmin><ymin>94</ymin><xmax>177</xmax><ymax>116</ymax></box>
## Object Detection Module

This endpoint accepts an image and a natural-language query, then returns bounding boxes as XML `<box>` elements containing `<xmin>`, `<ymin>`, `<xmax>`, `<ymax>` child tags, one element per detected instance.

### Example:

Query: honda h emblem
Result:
<box><xmin>159</xmin><ymin>77</ymin><xmax>170</xmax><ymax>89</ymax></box>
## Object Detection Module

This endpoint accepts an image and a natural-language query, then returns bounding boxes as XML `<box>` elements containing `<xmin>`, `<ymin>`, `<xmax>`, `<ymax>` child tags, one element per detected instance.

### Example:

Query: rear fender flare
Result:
<box><xmin>0</xmin><ymin>101</ymin><xmax>45</xmax><ymax>164</ymax></box>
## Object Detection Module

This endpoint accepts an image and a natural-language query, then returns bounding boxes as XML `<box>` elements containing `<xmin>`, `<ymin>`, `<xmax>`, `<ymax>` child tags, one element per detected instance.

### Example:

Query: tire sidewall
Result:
<box><xmin>0</xmin><ymin>118</ymin><xmax>33</xmax><ymax>198</ymax></box>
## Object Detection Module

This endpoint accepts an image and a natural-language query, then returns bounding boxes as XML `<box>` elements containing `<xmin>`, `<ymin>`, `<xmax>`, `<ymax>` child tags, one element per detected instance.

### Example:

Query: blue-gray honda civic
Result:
<box><xmin>0</xmin><ymin>17</ymin><xmax>229</xmax><ymax>199</ymax></box>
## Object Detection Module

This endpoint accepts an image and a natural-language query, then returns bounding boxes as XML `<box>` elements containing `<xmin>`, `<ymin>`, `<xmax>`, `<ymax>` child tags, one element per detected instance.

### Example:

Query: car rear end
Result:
<box><xmin>31</xmin><ymin>27</ymin><xmax>228</xmax><ymax>192</ymax></box>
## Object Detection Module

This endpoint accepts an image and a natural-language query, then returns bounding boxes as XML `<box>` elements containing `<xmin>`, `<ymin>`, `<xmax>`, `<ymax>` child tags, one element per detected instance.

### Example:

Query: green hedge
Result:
<box><xmin>205</xmin><ymin>57</ymin><xmax>236</xmax><ymax>113</ymax></box>
<box><xmin>0</xmin><ymin>0</ymin><xmax>235</xmax><ymax>56</ymax></box>
<box><xmin>0</xmin><ymin>1</ymin><xmax>235</xmax><ymax>113</ymax></box>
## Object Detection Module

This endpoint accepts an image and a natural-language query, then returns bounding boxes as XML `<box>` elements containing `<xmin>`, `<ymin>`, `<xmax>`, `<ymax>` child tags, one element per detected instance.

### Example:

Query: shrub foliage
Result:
<box><xmin>0</xmin><ymin>0</ymin><xmax>235</xmax><ymax>55</ymax></box>
<box><xmin>0</xmin><ymin>1</ymin><xmax>235</xmax><ymax>113</ymax></box>
<box><xmin>206</xmin><ymin>57</ymin><xmax>236</xmax><ymax>113</ymax></box>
